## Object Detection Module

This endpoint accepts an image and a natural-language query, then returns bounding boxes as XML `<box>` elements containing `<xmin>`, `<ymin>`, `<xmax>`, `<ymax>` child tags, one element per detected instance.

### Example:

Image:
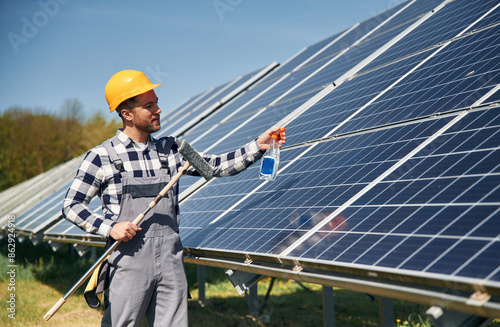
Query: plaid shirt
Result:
<box><xmin>62</xmin><ymin>130</ymin><xmax>263</xmax><ymax>238</ymax></box>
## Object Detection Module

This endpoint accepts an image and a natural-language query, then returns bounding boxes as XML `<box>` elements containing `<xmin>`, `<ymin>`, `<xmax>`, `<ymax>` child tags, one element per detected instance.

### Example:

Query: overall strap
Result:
<box><xmin>102</xmin><ymin>138</ymin><xmax>125</xmax><ymax>175</ymax></box>
<box><xmin>155</xmin><ymin>137</ymin><xmax>175</xmax><ymax>170</ymax></box>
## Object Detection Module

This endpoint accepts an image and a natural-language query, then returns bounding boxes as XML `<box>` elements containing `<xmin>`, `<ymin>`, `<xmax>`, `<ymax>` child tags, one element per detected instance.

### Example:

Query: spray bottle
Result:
<box><xmin>259</xmin><ymin>127</ymin><xmax>285</xmax><ymax>181</ymax></box>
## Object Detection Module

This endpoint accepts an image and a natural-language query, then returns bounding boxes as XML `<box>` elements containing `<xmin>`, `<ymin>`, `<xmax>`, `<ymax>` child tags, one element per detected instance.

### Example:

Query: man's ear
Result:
<box><xmin>120</xmin><ymin>108</ymin><xmax>134</xmax><ymax>122</ymax></box>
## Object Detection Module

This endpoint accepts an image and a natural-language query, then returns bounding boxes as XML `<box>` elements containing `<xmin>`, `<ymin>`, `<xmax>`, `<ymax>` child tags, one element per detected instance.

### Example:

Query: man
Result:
<box><xmin>62</xmin><ymin>69</ymin><xmax>286</xmax><ymax>326</ymax></box>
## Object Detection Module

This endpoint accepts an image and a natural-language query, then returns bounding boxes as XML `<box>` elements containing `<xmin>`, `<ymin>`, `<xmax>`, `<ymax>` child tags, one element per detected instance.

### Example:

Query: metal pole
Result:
<box><xmin>322</xmin><ymin>286</ymin><xmax>335</xmax><ymax>327</ymax></box>
<box><xmin>197</xmin><ymin>265</ymin><xmax>206</xmax><ymax>305</ymax></box>
<box><xmin>380</xmin><ymin>297</ymin><xmax>393</xmax><ymax>327</ymax></box>
<box><xmin>246</xmin><ymin>284</ymin><xmax>259</xmax><ymax>316</ymax></box>
<box><xmin>90</xmin><ymin>246</ymin><xmax>97</xmax><ymax>262</ymax></box>
<box><xmin>260</xmin><ymin>277</ymin><xmax>276</xmax><ymax>315</ymax></box>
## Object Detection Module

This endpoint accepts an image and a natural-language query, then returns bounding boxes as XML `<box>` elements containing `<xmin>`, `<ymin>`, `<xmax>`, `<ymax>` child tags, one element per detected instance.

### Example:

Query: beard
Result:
<box><xmin>134</xmin><ymin>116</ymin><xmax>161</xmax><ymax>134</ymax></box>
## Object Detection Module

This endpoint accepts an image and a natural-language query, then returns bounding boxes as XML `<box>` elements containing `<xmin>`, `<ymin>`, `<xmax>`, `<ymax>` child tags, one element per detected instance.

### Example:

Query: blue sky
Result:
<box><xmin>1</xmin><ymin>0</ymin><xmax>401</xmax><ymax>119</ymax></box>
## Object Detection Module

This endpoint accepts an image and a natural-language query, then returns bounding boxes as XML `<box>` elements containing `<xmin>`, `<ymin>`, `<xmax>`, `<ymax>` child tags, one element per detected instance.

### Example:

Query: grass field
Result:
<box><xmin>1</xmin><ymin>241</ymin><xmax>498</xmax><ymax>326</ymax></box>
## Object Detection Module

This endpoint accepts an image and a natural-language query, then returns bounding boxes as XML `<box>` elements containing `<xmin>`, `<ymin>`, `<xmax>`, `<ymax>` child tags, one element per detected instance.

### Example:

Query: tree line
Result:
<box><xmin>0</xmin><ymin>99</ymin><xmax>121</xmax><ymax>192</ymax></box>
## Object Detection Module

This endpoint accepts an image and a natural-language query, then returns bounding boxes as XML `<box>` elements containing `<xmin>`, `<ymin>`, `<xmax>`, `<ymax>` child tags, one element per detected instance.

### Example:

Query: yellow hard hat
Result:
<box><xmin>105</xmin><ymin>70</ymin><xmax>161</xmax><ymax>112</ymax></box>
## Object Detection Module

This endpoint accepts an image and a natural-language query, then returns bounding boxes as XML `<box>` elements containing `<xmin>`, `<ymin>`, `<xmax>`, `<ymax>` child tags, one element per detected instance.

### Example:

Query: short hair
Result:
<box><xmin>116</xmin><ymin>96</ymin><xmax>138</xmax><ymax>118</ymax></box>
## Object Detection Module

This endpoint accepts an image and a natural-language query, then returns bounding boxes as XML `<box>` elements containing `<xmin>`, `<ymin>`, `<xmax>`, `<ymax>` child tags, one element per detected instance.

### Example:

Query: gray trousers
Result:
<box><xmin>102</xmin><ymin>230</ymin><xmax>188</xmax><ymax>327</ymax></box>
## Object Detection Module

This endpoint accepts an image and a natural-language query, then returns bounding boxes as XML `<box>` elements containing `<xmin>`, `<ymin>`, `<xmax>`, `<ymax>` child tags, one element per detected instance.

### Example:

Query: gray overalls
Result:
<box><xmin>101</xmin><ymin>137</ymin><xmax>188</xmax><ymax>327</ymax></box>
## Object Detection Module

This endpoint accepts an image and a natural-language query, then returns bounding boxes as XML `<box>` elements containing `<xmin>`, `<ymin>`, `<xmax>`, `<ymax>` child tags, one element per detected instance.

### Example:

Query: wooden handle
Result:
<box><xmin>44</xmin><ymin>297</ymin><xmax>66</xmax><ymax>321</ymax></box>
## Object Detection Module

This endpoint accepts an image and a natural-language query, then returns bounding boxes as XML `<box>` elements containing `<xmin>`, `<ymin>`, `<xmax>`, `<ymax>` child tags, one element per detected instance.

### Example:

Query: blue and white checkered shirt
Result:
<box><xmin>62</xmin><ymin>130</ymin><xmax>264</xmax><ymax>238</ymax></box>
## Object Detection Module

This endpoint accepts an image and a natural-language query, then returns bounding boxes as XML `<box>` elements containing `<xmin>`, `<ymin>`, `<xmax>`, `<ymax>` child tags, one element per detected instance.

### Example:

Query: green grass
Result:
<box><xmin>1</xmin><ymin>241</ymin><xmax>499</xmax><ymax>326</ymax></box>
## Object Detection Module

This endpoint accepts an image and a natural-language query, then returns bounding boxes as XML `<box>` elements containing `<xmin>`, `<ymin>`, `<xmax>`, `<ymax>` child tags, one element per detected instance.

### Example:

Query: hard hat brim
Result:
<box><xmin>108</xmin><ymin>83</ymin><xmax>161</xmax><ymax>112</ymax></box>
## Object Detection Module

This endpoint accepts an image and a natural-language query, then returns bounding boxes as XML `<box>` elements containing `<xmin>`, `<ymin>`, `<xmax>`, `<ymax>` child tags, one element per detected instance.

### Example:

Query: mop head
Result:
<box><xmin>178</xmin><ymin>140</ymin><xmax>214</xmax><ymax>181</ymax></box>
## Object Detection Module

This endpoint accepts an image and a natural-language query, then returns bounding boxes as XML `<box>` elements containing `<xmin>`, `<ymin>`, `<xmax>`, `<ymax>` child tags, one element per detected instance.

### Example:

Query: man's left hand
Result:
<box><xmin>257</xmin><ymin>126</ymin><xmax>286</xmax><ymax>151</ymax></box>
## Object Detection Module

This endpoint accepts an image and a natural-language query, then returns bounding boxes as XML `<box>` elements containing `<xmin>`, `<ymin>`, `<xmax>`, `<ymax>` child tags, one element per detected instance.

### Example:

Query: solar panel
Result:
<box><xmin>285</xmin><ymin>24</ymin><xmax>500</xmax><ymax>145</ymax></box>
<box><xmin>44</xmin><ymin>198</ymin><xmax>106</xmax><ymax>247</ymax></box>
<box><xmin>334</xmin><ymin>25</ymin><xmax>500</xmax><ymax>134</ymax></box>
<box><xmin>176</xmin><ymin>0</ymin><xmax>500</xmax><ymax>317</ymax></box>
<box><xmin>157</xmin><ymin>90</ymin><xmax>210</xmax><ymax>133</ymax></box>
<box><xmin>0</xmin><ymin>156</ymin><xmax>81</xmax><ymax>228</ymax></box>
<box><xmin>273</xmin><ymin>0</ymin><xmax>430</xmax><ymax>104</ymax></box>
<box><xmin>10</xmin><ymin>167</ymin><xmax>112</xmax><ymax>244</ymax></box>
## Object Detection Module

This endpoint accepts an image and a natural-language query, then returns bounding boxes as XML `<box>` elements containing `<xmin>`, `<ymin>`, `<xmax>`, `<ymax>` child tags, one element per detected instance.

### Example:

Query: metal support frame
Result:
<box><xmin>260</xmin><ymin>277</ymin><xmax>276</xmax><ymax>316</ymax></box>
<box><xmin>322</xmin><ymin>286</ymin><xmax>335</xmax><ymax>327</ymax></box>
<box><xmin>197</xmin><ymin>265</ymin><xmax>206</xmax><ymax>306</ymax></box>
<box><xmin>48</xmin><ymin>240</ymin><xmax>65</xmax><ymax>252</ymax></box>
<box><xmin>90</xmin><ymin>246</ymin><xmax>97</xmax><ymax>261</ymax></box>
<box><xmin>225</xmin><ymin>270</ymin><xmax>337</xmax><ymax>326</ymax></box>
<box><xmin>246</xmin><ymin>284</ymin><xmax>259</xmax><ymax>316</ymax></box>
<box><xmin>185</xmin><ymin>253</ymin><xmax>500</xmax><ymax>318</ymax></box>
<box><xmin>73</xmin><ymin>243</ymin><xmax>91</xmax><ymax>257</ymax></box>
<box><xmin>380</xmin><ymin>297</ymin><xmax>393</xmax><ymax>327</ymax></box>
<box><xmin>225</xmin><ymin>269</ymin><xmax>263</xmax><ymax>295</ymax></box>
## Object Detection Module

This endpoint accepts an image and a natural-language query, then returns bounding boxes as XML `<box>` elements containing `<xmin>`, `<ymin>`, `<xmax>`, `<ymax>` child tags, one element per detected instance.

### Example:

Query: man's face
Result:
<box><xmin>131</xmin><ymin>90</ymin><xmax>161</xmax><ymax>135</ymax></box>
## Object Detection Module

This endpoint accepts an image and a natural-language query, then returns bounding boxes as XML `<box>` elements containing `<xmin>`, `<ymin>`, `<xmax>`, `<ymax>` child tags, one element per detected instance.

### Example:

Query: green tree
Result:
<box><xmin>0</xmin><ymin>101</ymin><xmax>120</xmax><ymax>192</ymax></box>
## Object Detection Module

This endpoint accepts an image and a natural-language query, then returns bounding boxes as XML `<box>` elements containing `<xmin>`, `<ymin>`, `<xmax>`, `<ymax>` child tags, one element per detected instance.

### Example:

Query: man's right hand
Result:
<box><xmin>109</xmin><ymin>221</ymin><xmax>142</xmax><ymax>242</ymax></box>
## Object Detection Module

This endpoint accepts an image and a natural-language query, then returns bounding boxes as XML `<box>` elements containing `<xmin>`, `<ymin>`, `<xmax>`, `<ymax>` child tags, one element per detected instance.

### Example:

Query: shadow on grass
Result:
<box><xmin>187</xmin><ymin>287</ymin><xmax>380</xmax><ymax>327</ymax></box>
<box><xmin>0</xmin><ymin>239</ymin><xmax>103</xmax><ymax>295</ymax></box>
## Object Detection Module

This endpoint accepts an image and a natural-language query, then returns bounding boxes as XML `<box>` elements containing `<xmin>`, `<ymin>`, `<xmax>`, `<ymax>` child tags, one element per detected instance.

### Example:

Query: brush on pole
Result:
<box><xmin>44</xmin><ymin>139</ymin><xmax>213</xmax><ymax>321</ymax></box>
